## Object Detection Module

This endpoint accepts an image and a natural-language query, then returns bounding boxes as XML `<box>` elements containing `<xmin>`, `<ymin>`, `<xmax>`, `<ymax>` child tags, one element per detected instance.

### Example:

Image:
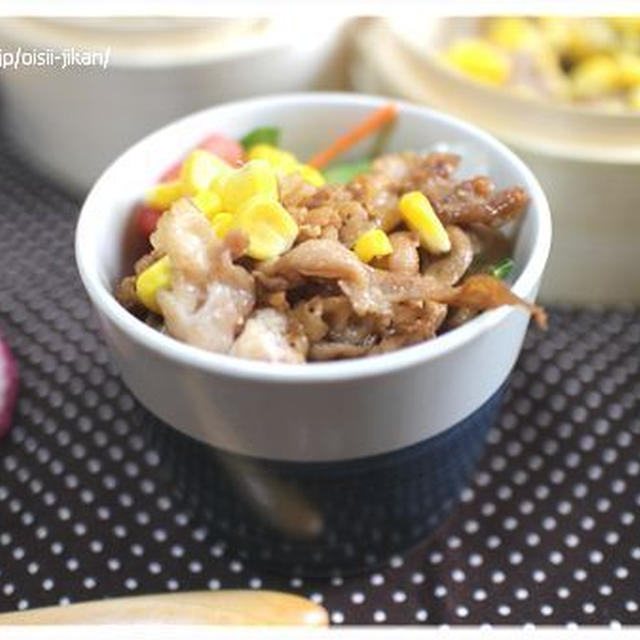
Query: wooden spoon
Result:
<box><xmin>0</xmin><ymin>590</ymin><xmax>328</xmax><ymax>626</ymax></box>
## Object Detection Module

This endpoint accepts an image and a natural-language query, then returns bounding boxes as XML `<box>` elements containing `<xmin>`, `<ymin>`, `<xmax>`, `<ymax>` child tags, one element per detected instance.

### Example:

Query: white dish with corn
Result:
<box><xmin>113</xmin><ymin>99</ymin><xmax>544</xmax><ymax>369</ymax></box>
<box><xmin>76</xmin><ymin>93</ymin><xmax>550</xmax><ymax>464</ymax></box>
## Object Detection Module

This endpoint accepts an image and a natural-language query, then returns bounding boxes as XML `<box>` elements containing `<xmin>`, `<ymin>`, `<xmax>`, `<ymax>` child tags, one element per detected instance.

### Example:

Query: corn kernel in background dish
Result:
<box><xmin>618</xmin><ymin>52</ymin><xmax>640</xmax><ymax>86</ymax></box>
<box><xmin>442</xmin><ymin>16</ymin><xmax>640</xmax><ymax>110</ymax></box>
<box><xmin>629</xmin><ymin>84</ymin><xmax>640</xmax><ymax>108</ymax></box>
<box><xmin>487</xmin><ymin>17</ymin><xmax>541</xmax><ymax>51</ymax></box>
<box><xmin>445</xmin><ymin>38</ymin><xmax>511</xmax><ymax>86</ymax></box>
<box><xmin>570</xmin><ymin>54</ymin><xmax>622</xmax><ymax>99</ymax></box>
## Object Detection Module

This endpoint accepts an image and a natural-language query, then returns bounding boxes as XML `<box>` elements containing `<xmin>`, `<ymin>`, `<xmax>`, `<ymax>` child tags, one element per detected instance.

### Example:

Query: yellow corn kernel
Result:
<box><xmin>180</xmin><ymin>149</ymin><xmax>230</xmax><ymax>195</ymax></box>
<box><xmin>353</xmin><ymin>228</ymin><xmax>393</xmax><ymax>264</ymax></box>
<box><xmin>145</xmin><ymin>180</ymin><xmax>183</xmax><ymax>210</ymax></box>
<box><xmin>538</xmin><ymin>17</ymin><xmax>614</xmax><ymax>61</ymax></box>
<box><xmin>628</xmin><ymin>85</ymin><xmax>640</xmax><ymax>109</ymax></box>
<box><xmin>399</xmin><ymin>191</ymin><xmax>451</xmax><ymax>254</ymax></box>
<box><xmin>607</xmin><ymin>17</ymin><xmax>640</xmax><ymax>34</ymax></box>
<box><xmin>247</xmin><ymin>144</ymin><xmax>299</xmax><ymax>173</ymax></box>
<box><xmin>191</xmin><ymin>190</ymin><xmax>222</xmax><ymax>221</ymax></box>
<box><xmin>445</xmin><ymin>38</ymin><xmax>511</xmax><ymax>86</ymax></box>
<box><xmin>210</xmin><ymin>212</ymin><xmax>234</xmax><ymax>239</ymax></box>
<box><xmin>296</xmin><ymin>164</ymin><xmax>326</xmax><ymax>187</ymax></box>
<box><xmin>571</xmin><ymin>54</ymin><xmax>621</xmax><ymax>99</ymax></box>
<box><xmin>568</xmin><ymin>19</ymin><xmax>617</xmax><ymax>60</ymax></box>
<box><xmin>230</xmin><ymin>194</ymin><xmax>298</xmax><ymax>260</ymax></box>
<box><xmin>220</xmin><ymin>159</ymin><xmax>279</xmax><ymax>213</ymax></box>
<box><xmin>135</xmin><ymin>256</ymin><xmax>171</xmax><ymax>314</ymax></box>
<box><xmin>487</xmin><ymin>17</ymin><xmax>541</xmax><ymax>51</ymax></box>
<box><xmin>618</xmin><ymin>53</ymin><xmax>640</xmax><ymax>87</ymax></box>
<box><xmin>538</xmin><ymin>17</ymin><xmax>573</xmax><ymax>51</ymax></box>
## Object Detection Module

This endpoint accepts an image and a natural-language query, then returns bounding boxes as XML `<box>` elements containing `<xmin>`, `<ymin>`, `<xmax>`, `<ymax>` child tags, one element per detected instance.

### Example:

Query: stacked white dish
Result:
<box><xmin>0</xmin><ymin>17</ymin><xmax>349</xmax><ymax>192</ymax></box>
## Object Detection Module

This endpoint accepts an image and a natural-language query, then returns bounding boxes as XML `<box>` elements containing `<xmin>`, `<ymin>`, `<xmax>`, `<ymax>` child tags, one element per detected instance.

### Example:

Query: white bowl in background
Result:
<box><xmin>76</xmin><ymin>92</ymin><xmax>551</xmax><ymax>463</ymax></box>
<box><xmin>351</xmin><ymin>18</ymin><xmax>640</xmax><ymax>304</ymax></box>
<box><xmin>0</xmin><ymin>17</ymin><xmax>349</xmax><ymax>193</ymax></box>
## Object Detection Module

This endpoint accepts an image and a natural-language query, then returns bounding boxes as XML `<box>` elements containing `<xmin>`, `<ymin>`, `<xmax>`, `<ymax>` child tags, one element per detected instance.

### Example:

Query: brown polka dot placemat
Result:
<box><xmin>0</xmin><ymin>138</ymin><xmax>639</xmax><ymax>627</ymax></box>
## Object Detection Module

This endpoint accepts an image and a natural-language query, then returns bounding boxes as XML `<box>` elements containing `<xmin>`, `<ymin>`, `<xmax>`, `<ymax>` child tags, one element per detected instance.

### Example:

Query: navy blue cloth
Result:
<box><xmin>1</xmin><ymin>134</ymin><xmax>640</xmax><ymax>624</ymax></box>
<box><xmin>150</xmin><ymin>385</ymin><xmax>504</xmax><ymax>576</ymax></box>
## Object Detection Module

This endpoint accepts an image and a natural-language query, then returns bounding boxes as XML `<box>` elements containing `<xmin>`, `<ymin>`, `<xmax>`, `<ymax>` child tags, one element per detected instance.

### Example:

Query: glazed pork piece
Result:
<box><xmin>151</xmin><ymin>200</ymin><xmax>255</xmax><ymax>354</ymax></box>
<box><xmin>116</xmin><ymin>147</ymin><xmax>544</xmax><ymax>363</ymax></box>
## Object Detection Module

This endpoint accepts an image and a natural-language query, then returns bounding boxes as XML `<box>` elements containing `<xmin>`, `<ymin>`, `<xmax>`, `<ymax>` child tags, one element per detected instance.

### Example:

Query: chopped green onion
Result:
<box><xmin>488</xmin><ymin>257</ymin><xmax>514</xmax><ymax>280</ymax></box>
<box><xmin>240</xmin><ymin>126</ymin><xmax>280</xmax><ymax>150</ymax></box>
<box><xmin>323</xmin><ymin>160</ymin><xmax>372</xmax><ymax>184</ymax></box>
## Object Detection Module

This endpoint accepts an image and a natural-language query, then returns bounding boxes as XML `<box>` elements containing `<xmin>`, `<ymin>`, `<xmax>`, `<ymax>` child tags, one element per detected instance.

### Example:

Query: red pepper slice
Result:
<box><xmin>157</xmin><ymin>133</ymin><xmax>244</xmax><ymax>183</ymax></box>
<box><xmin>198</xmin><ymin>134</ymin><xmax>244</xmax><ymax>167</ymax></box>
<box><xmin>136</xmin><ymin>204</ymin><xmax>162</xmax><ymax>239</ymax></box>
<box><xmin>159</xmin><ymin>162</ymin><xmax>182</xmax><ymax>182</ymax></box>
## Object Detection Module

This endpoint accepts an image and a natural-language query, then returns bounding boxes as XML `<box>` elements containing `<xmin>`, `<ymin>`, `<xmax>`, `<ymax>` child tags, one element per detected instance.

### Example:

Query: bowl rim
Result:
<box><xmin>75</xmin><ymin>92</ymin><xmax>552</xmax><ymax>384</ymax></box>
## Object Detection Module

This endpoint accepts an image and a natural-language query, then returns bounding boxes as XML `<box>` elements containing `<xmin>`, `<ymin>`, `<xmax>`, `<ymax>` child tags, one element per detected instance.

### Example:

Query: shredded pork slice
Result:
<box><xmin>264</xmin><ymin>239</ymin><xmax>447</xmax><ymax>316</ymax></box>
<box><xmin>309</xmin><ymin>342</ymin><xmax>370</xmax><ymax>361</ymax></box>
<box><xmin>425</xmin><ymin>179</ymin><xmax>528</xmax><ymax>227</ymax></box>
<box><xmin>265</xmin><ymin>239</ymin><xmax>544</xmax><ymax>328</ymax></box>
<box><xmin>280</xmin><ymin>152</ymin><xmax>524</xmax><ymax>253</ymax></box>
<box><xmin>114</xmin><ymin>275</ymin><xmax>141</xmax><ymax>312</ymax></box>
<box><xmin>338</xmin><ymin>201</ymin><xmax>375</xmax><ymax>247</ymax></box>
<box><xmin>151</xmin><ymin>198</ymin><xmax>255</xmax><ymax>353</ymax></box>
<box><xmin>385</xmin><ymin>231</ymin><xmax>420</xmax><ymax>275</ymax></box>
<box><xmin>231</xmin><ymin>308</ymin><xmax>307</xmax><ymax>363</ymax></box>
<box><xmin>372</xmin><ymin>151</ymin><xmax>460</xmax><ymax>185</ymax></box>
<box><xmin>435</xmin><ymin>274</ymin><xmax>548</xmax><ymax>329</ymax></box>
<box><xmin>372</xmin><ymin>301</ymin><xmax>448</xmax><ymax>354</ymax></box>
<box><xmin>369</xmin><ymin>152</ymin><xmax>527</xmax><ymax>228</ymax></box>
<box><xmin>263</xmin><ymin>239</ymin><xmax>368</xmax><ymax>289</ymax></box>
<box><xmin>263</xmin><ymin>239</ymin><xmax>391</xmax><ymax>315</ymax></box>
<box><xmin>424</xmin><ymin>226</ymin><xmax>474</xmax><ymax>285</ymax></box>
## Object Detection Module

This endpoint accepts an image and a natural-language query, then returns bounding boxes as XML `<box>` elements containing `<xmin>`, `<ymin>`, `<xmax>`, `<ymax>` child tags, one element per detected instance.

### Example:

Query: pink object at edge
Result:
<box><xmin>0</xmin><ymin>330</ymin><xmax>18</xmax><ymax>439</ymax></box>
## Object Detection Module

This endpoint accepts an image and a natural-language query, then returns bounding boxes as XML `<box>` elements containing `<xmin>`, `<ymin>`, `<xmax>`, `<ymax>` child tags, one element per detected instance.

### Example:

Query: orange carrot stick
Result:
<box><xmin>307</xmin><ymin>102</ymin><xmax>398</xmax><ymax>170</ymax></box>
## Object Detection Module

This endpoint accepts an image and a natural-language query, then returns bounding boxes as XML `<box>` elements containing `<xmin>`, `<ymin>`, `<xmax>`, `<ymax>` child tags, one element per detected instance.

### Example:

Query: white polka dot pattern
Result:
<box><xmin>0</xmin><ymin>142</ymin><xmax>640</xmax><ymax>625</ymax></box>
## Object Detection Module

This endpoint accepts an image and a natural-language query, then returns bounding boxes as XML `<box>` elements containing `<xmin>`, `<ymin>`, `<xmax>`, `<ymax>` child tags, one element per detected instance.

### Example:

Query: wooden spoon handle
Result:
<box><xmin>0</xmin><ymin>590</ymin><xmax>328</xmax><ymax>626</ymax></box>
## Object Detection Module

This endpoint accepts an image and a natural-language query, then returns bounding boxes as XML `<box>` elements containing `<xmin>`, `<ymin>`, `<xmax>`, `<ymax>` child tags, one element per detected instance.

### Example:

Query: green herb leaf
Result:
<box><xmin>488</xmin><ymin>257</ymin><xmax>514</xmax><ymax>280</ymax></box>
<box><xmin>323</xmin><ymin>160</ymin><xmax>372</xmax><ymax>184</ymax></box>
<box><xmin>240</xmin><ymin>127</ymin><xmax>280</xmax><ymax>150</ymax></box>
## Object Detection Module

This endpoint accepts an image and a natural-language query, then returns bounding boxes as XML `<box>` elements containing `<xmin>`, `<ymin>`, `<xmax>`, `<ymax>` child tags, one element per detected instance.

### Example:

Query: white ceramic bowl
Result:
<box><xmin>0</xmin><ymin>17</ymin><xmax>348</xmax><ymax>193</ymax></box>
<box><xmin>76</xmin><ymin>93</ymin><xmax>551</xmax><ymax>465</ymax></box>
<box><xmin>351</xmin><ymin>18</ymin><xmax>640</xmax><ymax>303</ymax></box>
